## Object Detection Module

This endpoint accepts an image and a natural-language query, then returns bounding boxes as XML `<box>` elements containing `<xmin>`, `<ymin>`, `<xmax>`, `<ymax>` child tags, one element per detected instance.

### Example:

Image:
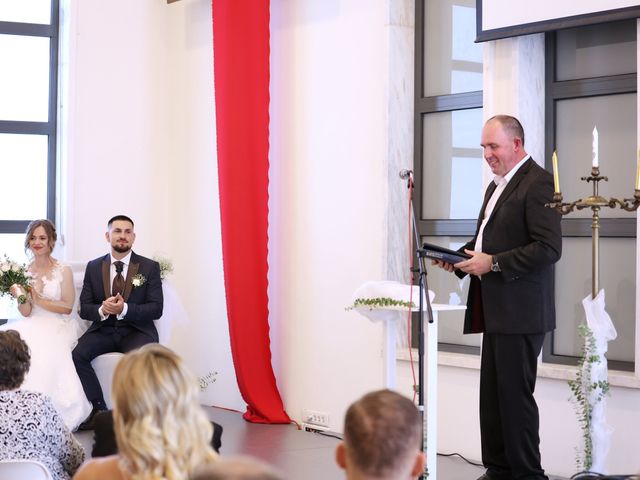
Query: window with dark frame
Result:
<box><xmin>413</xmin><ymin>0</ymin><xmax>483</xmax><ymax>354</ymax></box>
<box><xmin>543</xmin><ymin>20</ymin><xmax>637</xmax><ymax>372</ymax></box>
<box><xmin>414</xmin><ymin>5</ymin><xmax>637</xmax><ymax>370</ymax></box>
<box><xmin>0</xmin><ymin>1</ymin><xmax>59</xmax><ymax>322</ymax></box>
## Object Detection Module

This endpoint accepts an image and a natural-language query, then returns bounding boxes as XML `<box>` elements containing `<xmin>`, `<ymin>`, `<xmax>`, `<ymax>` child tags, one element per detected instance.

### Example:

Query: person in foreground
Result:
<box><xmin>73</xmin><ymin>214</ymin><xmax>163</xmax><ymax>430</ymax></box>
<box><xmin>91</xmin><ymin>408</ymin><xmax>224</xmax><ymax>457</ymax></box>
<box><xmin>73</xmin><ymin>343</ymin><xmax>218</xmax><ymax>480</ymax></box>
<box><xmin>190</xmin><ymin>456</ymin><xmax>283</xmax><ymax>480</ymax></box>
<box><xmin>433</xmin><ymin>115</ymin><xmax>562</xmax><ymax>480</ymax></box>
<box><xmin>335</xmin><ymin>389</ymin><xmax>425</xmax><ymax>480</ymax></box>
<box><xmin>0</xmin><ymin>219</ymin><xmax>91</xmax><ymax>430</ymax></box>
<box><xmin>0</xmin><ymin>330</ymin><xmax>84</xmax><ymax>480</ymax></box>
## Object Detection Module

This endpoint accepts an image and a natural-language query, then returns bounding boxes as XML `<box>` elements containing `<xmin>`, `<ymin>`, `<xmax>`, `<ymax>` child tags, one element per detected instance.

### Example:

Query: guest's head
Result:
<box><xmin>24</xmin><ymin>219</ymin><xmax>57</xmax><ymax>256</ymax></box>
<box><xmin>106</xmin><ymin>214</ymin><xmax>135</xmax><ymax>255</ymax></box>
<box><xmin>486</xmin><ymin>114</ymin><xmax>525</xmax><ymax>147</ymax></box>
<box><xmin>0</xmin><ymin>330</ymin><xmax>30</xmax><ymax>391</ymax></box>
<box><xmin>482</xmin><ymin>114</ymin><xmax>527</xmax><ymax>177</ymax></box>
<box><xmin>336</xmin><ymin>389</ymin><xmax>424</xmax><ymax>480</ymax></box>
<box><xmin>190</xmin><ymin>456</ymin><xmax>283</xmax><ymax>480</ymax></box>
<box><xmin>112</xmin><ymin>343</ymin><xmax>217</xmax><ymax>480</ymax></box>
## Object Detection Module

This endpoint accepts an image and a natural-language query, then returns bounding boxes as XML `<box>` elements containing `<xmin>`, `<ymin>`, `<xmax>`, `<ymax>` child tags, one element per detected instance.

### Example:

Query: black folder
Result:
<box><xmin>423</xmin><ymin>242</ymin><xmax>471</xmax><ymax>265</ymax></box>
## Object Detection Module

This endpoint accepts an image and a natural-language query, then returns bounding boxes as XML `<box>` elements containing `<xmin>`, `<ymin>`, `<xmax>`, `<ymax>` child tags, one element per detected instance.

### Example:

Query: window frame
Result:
<box><xmin>542</xmin><ymin>23</ymin><xmax>637</xmax><ymax>372</ymax></box>
<box><xmin>0</xmin><ymin>0</ymin><xmax>59</xmax><ymax>232</ymax></box>
<box><xmin>414</xmin><ymin>0</ymin><xmax>483</xmax><ymax>355</ymax></box>
<box><xmin>476</xmin><ymin>0</ymin><xmax>640</xmax><ymax>42</ymax></box>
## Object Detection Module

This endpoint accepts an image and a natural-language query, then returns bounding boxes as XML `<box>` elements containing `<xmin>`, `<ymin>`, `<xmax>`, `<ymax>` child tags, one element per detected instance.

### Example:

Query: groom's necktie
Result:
<box><xmin>112</xmin><ymin>261</ymin><xmax>125</xmax><ymax>296</ymax></box>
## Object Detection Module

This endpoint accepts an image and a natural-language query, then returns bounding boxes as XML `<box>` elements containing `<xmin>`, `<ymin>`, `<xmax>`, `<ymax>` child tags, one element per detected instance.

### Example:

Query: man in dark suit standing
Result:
<box><xmin>435</xmin><ymin>115</ymin><xmax>562</xmax><ymax>480</ymax></box>
<box><xmin>72</xmin><ymin>215</ymin><xmax>163</xmax><ymax>430</ymax></box>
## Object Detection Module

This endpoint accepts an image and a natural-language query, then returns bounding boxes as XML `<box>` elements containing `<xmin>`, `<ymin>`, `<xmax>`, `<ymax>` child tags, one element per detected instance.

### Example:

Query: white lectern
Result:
<box><xmin>351</xmin><ymin>281</ymin><xmax>466</xmax><ymax>479</ymax></box>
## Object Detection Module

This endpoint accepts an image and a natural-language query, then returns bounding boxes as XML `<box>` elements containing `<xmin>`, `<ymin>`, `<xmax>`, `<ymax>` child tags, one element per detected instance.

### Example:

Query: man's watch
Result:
<box><xmin>490</xmin><ymin>255</ymin><xmax>501</xmax><ymax>273</ymax></box>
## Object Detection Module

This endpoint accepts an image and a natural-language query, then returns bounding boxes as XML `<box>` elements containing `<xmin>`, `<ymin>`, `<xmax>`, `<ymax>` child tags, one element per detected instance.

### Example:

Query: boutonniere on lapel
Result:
<box><xmin>132</xmin><ymin>273</ymin><xmax>146</xmax><ymax>288</ymax></box>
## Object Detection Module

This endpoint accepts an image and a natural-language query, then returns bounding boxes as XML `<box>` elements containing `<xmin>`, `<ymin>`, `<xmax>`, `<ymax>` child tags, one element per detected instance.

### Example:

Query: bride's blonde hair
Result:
<box><xmin>112</xmin><ymin>344</ymin><xmax>217</xmax><ymax>480</ymax></box>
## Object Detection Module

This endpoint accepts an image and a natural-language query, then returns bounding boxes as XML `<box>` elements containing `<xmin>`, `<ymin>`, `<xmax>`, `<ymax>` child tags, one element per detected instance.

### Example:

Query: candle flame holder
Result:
<box><xmin>546</xmin><ymin>166</ymin><xmax>640</xmax><ymax>298</ymax></box>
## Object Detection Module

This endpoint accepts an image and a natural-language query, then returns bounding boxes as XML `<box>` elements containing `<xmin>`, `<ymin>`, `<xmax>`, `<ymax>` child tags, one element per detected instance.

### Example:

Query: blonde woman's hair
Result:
<box><xmin>112</xmin><ymin>344</ymin><xmax>217</xmax><ymax>480</ymax></box>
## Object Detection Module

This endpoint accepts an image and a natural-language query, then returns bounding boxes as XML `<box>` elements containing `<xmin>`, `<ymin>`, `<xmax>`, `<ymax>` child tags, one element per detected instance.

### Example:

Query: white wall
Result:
<box><xmin>269</xmin><ymin>0</ymin><xmax>402</xmax><ymax>430</ymax></box>
<box><xmin>59</xmin><ymin>0</ymin><xmax>243</xmax><ymax>410</ymax></box>
<box><xmin>400</xmin><ymin>360</ymin><xmax>640</xmax><ymax>478</ymax></box>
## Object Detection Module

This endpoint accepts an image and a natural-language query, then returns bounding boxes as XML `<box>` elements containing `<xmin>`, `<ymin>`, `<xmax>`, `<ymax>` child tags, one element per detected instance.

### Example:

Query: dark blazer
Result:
<box><xmin>80</xmin><ymin>252</ymin><xmax>163</xmax><ymax>341</ymax></box>
<box><xmin>91</xmin><ymin>410</ymin><xmax>223</xmax><ymax>457</ymax></box>
<box><xmin>458</xmin><ymin>158</ymin><xmax>562</xmax><ymax>335</ymax></box>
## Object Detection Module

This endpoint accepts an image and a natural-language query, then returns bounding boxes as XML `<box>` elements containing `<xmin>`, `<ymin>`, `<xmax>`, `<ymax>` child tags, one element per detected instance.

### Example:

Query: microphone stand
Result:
<box><xmin>402</xmin><ymin>170</ymin><xmax>434</xmax><ymax>479</ymax></box>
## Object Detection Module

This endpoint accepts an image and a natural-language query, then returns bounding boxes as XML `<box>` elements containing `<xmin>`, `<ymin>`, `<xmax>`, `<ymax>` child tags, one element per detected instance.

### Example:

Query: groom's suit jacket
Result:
<box><xmin>79</xmin><ymin>252</ymin><xmax>163</xmax><ymax>341</ymax></box>
<box><xmin>457</xmin><ymin>158</ymin><xmax>562</xmax><ymax>335</ymax></box>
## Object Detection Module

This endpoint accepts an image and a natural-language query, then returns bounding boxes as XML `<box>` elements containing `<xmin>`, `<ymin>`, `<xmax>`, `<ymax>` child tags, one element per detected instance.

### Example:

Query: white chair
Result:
<box><xmin>0</xmin><ymin>459</ymin><xmax>53</xmax><ymax>480</ymax></box>
<box><xmin>68</xmin><ymin>261</ymin><xmax>124</xmax><ymax>409</ymax></box>
<box><xmin>68</xmin><ymin>261</ymin><xmax>176</xmax><ymax>410</ymax></box>
<box><xmin>92</xmin><ymin>352</ymin><xmax>123</xmax><ymax>409</ymax></box>
<box><xmin>68</xmin><ymin>262</ymin><xmax>180</xmax><ymax>408</ymax></box>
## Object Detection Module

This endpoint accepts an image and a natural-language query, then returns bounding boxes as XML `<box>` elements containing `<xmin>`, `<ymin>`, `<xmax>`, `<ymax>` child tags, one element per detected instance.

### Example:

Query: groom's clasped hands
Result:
<box><xmin>101</xmin><ymin>293</ymin><xmax>124</xmax><ymax>316</ymax></box>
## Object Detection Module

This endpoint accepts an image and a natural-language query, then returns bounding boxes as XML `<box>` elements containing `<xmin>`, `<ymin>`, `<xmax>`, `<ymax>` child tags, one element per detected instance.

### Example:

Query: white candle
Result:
<box><xmin>552</xmin><ymin>151</ymin><xmax>560</xmax><ymax>194</ymax></box>
<box><xmin>592</xmin><ymin>126</ymin><xmax>599</xmax><ymax>168</ymax></box>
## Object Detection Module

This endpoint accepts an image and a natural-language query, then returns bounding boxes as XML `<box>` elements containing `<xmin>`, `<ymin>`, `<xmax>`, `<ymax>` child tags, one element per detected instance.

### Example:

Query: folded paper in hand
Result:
<box><xmin>422</xmin><ymin>242</ymin><xmax>471</xmax><ymax>265</ymax></box>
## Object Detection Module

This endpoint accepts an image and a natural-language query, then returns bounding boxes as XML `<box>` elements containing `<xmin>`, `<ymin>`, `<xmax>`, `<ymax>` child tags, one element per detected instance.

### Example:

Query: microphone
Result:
<box><xmin>399</xmin><ymin>169</ymin><xmax>413</xmax><ymax>180</ymax></box>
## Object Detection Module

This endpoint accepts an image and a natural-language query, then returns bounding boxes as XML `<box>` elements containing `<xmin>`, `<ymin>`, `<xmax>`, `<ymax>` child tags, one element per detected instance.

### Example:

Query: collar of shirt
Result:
<box><xmin>110</xmin><ymin>251</ymin><xmax>132</xmax><ymax>267</ymax></box>
<box><xmin>493</xmin><ymin>154</ymin><xmax>530</xmax><ymax>186</ymax></box>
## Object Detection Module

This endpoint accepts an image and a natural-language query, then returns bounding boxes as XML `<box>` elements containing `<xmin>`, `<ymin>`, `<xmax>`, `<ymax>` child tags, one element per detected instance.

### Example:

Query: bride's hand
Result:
<box><xmin>9</xmin><ymin>284</ymin><xmax>26</xmax><ymax>299</ymax></box>
<box><xmin>29</xmin><ymin>287</ymin><xmax>41</xmax><ymax>305</ymax></box>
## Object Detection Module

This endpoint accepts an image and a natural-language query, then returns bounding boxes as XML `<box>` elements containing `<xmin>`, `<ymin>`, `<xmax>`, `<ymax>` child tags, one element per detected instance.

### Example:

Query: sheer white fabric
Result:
<box><xmin>0</xmin><ymin>263</ymin><xmax>91</xmax><ymax>430</ymax></box>
<box><xmin>582</xmin><ymin>289</ymin><xmax>617</xmax><ymax>474</ymax></box>
<box><xmin>156</xmin><ymin>278</ymin><xmax>185</xmax><ymax>344</ymax></box>
<box><xmin>67</xmin><ymin>261</ymin><xmax>90</xmax><ymax>338</ymax></box>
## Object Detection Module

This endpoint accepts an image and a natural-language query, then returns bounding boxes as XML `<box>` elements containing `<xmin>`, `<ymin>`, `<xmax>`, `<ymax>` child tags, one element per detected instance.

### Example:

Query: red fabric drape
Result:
<box><xmin>212</xmin><ymin>0</ymin><xmax>290</xmax><ymax>424</ymax></box>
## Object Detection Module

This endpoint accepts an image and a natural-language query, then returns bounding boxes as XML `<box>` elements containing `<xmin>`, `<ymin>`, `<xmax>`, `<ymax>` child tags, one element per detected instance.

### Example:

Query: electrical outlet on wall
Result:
<box><xmin>302</xmin><ymin>409</ymin><xmax>330</xmax><ymax>428</ymax></box>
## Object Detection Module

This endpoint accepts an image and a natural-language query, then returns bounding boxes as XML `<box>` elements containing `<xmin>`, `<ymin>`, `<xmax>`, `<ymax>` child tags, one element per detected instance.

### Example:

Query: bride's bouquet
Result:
<box><xmin>0</xmin><ymin>256</ymin><xmax>30</xmax><ymax>304</ymax></box>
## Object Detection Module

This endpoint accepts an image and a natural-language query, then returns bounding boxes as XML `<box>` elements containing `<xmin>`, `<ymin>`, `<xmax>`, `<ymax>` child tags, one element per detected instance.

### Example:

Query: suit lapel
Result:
<box><xmin>101</xmin><ymin>259</ymin><xmax>111</xmax><ymax>298</ymax></box>
<box><xmin>476</xmin><ymin>182</ymin><xmax>497</xmax><ymax>234</ymax></box>
<box><xmin>490</xmin><ymin>158</ymin><xmax>532</xmax><ymax>216</ymax></box>
<box><xmin>123</xmin><ymin>253</ymin><xmax>139</xmax><ymax>301</ymax></box>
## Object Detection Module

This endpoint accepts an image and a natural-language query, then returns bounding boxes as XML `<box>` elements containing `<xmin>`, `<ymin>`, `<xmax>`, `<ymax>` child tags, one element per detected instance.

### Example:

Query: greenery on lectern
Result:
<box><xmin>346</xmin><ymin>297</ymin><xmax>416</xmax><ymax>310</ymax></box>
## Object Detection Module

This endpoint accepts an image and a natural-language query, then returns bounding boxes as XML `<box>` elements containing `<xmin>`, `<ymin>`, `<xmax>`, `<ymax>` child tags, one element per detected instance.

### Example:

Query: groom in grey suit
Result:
<box><xmin>72</xmin><ymin>215</ymin><xmax>163</xmax><ymax>429</ymax></box>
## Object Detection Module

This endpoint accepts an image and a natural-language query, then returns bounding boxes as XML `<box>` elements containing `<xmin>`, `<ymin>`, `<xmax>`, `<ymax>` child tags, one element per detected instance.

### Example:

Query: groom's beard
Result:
<box><xmin>113</xmin><ymin>245</ymin><xmax>131</xmax><ymax>254</ymax></box>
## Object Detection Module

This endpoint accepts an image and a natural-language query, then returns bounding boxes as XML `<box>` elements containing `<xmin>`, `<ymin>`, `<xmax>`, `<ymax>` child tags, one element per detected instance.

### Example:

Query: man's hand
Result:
<box><xmin>431</xmin><ymin>259</ymin><xmax>455</xmax><ymax>272</ymax></box>
<box><xmin>454</xmin><ymin>249</ymin><xmax>492</xmax><ymax>276</ymax></box>
<box><xmin>102</xmin><ymin>294</ymin><xmax>125</xmax><ymax>315</ymax></box>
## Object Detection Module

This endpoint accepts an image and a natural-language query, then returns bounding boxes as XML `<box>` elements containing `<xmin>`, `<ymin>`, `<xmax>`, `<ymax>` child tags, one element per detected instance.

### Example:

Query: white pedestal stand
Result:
<box><xmin>351</xmin><ymin>281</ymin><xmax>465</xmax><ymax>478</ymax></box>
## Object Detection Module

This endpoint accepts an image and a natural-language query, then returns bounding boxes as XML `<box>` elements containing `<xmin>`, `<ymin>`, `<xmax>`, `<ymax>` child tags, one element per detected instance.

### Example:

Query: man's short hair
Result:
<box><xmin>343</xmin><ymin>389</ymin><xmax>421</xmax><ymax>478</ymax></box>
<box><xmin>487</xmin><ymin>114</ymin><xmax>525</xmax><ymax>147</ymax></box>
<box><xmin>108</xmin><ymin>215</ymin><xmax>134</xmax><ymax>228</ymax></box>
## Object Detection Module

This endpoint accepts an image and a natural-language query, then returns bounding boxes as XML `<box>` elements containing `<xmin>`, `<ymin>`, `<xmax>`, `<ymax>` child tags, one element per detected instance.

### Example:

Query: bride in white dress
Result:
<box><xmin>1</xmin><ymin>219</ymin><xmax>91</xmax><ymax>430</ymax></box>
